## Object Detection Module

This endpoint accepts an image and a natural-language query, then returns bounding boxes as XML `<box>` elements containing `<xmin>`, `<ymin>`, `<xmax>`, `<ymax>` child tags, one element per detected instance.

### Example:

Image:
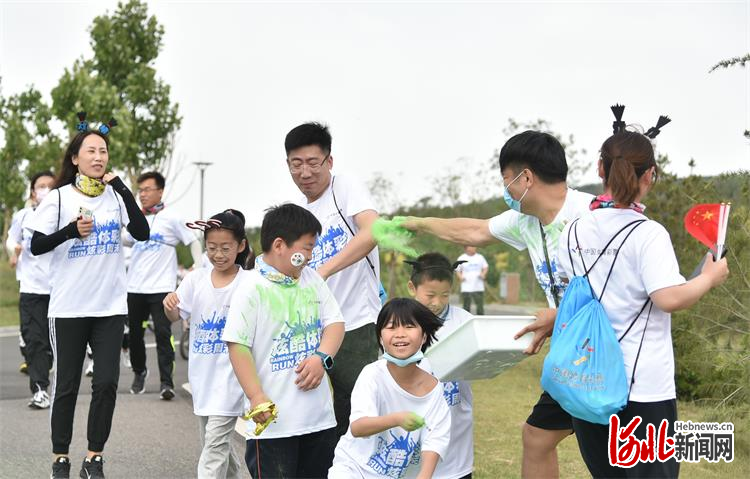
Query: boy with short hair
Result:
<box><xmin>222</xmin><ymin>203</ymin><xmax>345</xmax><ymax>478</ymax></box>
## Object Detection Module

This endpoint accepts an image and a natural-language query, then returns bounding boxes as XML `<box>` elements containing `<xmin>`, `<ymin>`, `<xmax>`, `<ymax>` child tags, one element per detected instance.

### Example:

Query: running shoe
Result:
<box><xmin>29</xmin><ymin>385</ymin><xmax>51</xmax><ymax>409</ymax></box>
<box><xmin>130</xmin><ymin>369</ymin><xmax>148</xmax><ymax>394</ymax></box>
<box><xmin>51</xmin><ymin>456</ymin><xmax>70</xmax><ymax>478</ymax></box>
<box><xmin>79</xmin><ymin>455</ymin><xmax>104</xmax><ymax>479</ymax></box>
<box><xmin>159</xmin><ymin>384</ymin><xmax>175</xmax><ymax>401</ymax></box>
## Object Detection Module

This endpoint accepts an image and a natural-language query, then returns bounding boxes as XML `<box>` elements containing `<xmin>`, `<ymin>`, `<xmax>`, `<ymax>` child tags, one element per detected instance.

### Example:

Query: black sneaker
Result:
<box><xmin>51</xmin><ymin>456</ymin><xmax>71</xmax><ymax>478</ymax></box>
<box><xmin>79</xmin><ymin>455</ymin><xmax>104</xmax><ymax>479</ymax></box>
<box><xmin>159</xmin><ymin>384</ymin><xmax>175</xmax><ymax>401</ymax></box>
<box><xmin>130</xmin><ymin>369</ymin><xmax>148</xmax><ymax>394</ymax></box>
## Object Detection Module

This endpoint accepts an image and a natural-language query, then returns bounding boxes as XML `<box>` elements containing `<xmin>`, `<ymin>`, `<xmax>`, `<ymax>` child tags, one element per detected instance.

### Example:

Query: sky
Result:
<box><xmin>1</xmin><ymin>0</ymin><xmax>748</xmax><ymax>226</ymax></box>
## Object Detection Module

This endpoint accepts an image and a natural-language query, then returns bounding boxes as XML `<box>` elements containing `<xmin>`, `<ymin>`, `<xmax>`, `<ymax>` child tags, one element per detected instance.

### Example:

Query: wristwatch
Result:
<box><xmin>314</xmin><ymin>351</ymin><xmax>334</xmax><ymax>370</ymax></box>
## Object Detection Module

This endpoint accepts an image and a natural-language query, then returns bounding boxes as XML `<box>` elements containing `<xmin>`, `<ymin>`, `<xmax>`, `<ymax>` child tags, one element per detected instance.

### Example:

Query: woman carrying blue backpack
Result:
<box><xmin>554</xmin><ymin>108</ymin><xmax>728</xmax><ymax>478</ymax></box>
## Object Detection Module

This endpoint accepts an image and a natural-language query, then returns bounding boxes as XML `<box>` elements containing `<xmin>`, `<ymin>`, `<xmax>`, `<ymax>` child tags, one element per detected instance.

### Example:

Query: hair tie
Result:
<box><xmin>186</xmin><ymin>219</ymin><xmax>223</xmax><ymax>231</ymax></box>
<box><xmin>76</xmin><ymin>112</ymin><xmax>88</xmax><ymax>132</ymax></box>
<box><xmin>98</xmin><ymin>118</ymin><xmax>118</xmax><ymax>135</ymax></box>
<box><xmin>611</xmin><ymin>104</ymin><xmax>626</xmax><ymax>134</ymax></box>
<box><xmin>644</xmin><ymin>115</ymin><xmax>671</xmax><ymax>139</ymax></box>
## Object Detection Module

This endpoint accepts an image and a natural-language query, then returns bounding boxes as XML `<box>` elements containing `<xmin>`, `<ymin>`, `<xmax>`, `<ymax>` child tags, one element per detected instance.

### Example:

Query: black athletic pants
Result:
<box><xmin>245</xmin><ymin>427</ymin><xmax>337</xmax><ymax>479</ymax></box>
<box><xmin>127</xmin><ymin>292</ymin><xmax>174</xmax><ymax>387</ymax></box>
<box><xmin>50</xmin><ymin>315</ymin><xmax>124</xmax><ymax>454</ymax></box>
<box><xmin>572</xmin><ymin>399</ymin><xmax>679</xmax><ymax>478</ymax></box>
<box><xmin>19</xmin><ymin>293</ymin><xmax>52</xmax><ymax>392</ymax></box>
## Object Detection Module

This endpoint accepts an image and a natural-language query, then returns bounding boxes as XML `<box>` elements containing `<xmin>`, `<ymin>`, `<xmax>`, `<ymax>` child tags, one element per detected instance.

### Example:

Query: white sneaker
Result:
<box><xmin>122</xmin><ymin>350</ymin><xmax>131</xmax><ymax>369</ymax></box>
<box><xmin>85</xmin><ymin>359</ymin><xmax>94</xmax><ymax>377</ymax></box>
<box><xmin>28</xmin><ymin>386</ymin><xmax>50</xmax><ymax>409</ymax></box>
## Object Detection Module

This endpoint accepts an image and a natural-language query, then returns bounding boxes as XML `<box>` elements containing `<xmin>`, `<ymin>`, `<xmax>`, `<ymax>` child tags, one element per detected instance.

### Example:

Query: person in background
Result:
<box><xmin>455</xmin><ymin>246</ymin><xmax>488</xmax><ymax>315</ymax></box>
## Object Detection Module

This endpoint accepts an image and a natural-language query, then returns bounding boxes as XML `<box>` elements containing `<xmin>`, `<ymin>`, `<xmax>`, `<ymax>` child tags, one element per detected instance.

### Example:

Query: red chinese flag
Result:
<box><xmin>684</xmin><ymin>204</ymin><xmax>721</xmax><ymax>250</ymax></box>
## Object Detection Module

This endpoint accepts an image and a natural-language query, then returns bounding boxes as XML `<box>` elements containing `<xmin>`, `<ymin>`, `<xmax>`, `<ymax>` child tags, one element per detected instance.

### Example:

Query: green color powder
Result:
<box><xmin>371</xmin><ymin>216</ymin><xmax>420</xmax><ymax>257</ymax></box>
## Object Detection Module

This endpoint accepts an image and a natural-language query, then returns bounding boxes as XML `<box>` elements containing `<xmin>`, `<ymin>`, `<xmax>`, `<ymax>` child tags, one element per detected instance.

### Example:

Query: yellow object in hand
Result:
<box><xmin>242</xmin><ymin>401</ymin><xmax>279</xmax><ymax>436</ymax></box>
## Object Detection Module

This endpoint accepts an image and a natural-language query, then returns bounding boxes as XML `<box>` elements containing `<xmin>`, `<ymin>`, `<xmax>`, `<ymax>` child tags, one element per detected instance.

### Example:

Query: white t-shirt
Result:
<box><xmin>488</xmin><ymin>189</ymin><xmax>593</xmax><ymax>307</ymax></box>
<box><xmin>421</xmin><ymin>305</ymin><xmax>475</xmax><ymax>479</ymax></box>
<box><xmin>294</xmin><ymin>174</ymin><xmax>380</xmax><ymax>331</ymax></box>
<box><xmin>221</xmin><ymin>266</ymin><xmax>344</xmax><ymax>438</ymax></box>
<box><xmin>176</xmin><ymin>267</ymin><xmax>248</xmax><ymax>416</ymax></box>
<box><xmin>9</xmin><ymin>207</ymin><xmax>51</xmax><ymax>294</ymax></box>
<box><xmin>329</xmin><ymin>360</ymin><xmax>452</xmax><ymax>479</ymax></box>
<box><xmin>125</xmin><ymin>209</ymin><xmax>197</xmax><ymax>293</ymax></box>
<box><xmin>557</xmin><ymin>208</ymin><xmax>686</xmax><ymax>402</ymax></box>
<box><xmin>456</xmin><ymin>253</ymin><xmax>488</xmax><ymax>293</ymax></box>
<box><xmin>29</xmin><ymin>185</ymin><xmax>130</xmax><ymax>318</ymax></box>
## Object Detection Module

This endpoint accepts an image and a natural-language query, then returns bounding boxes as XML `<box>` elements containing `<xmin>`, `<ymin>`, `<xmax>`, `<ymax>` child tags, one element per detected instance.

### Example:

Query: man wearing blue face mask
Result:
<box><xmin>402</xmin><ymin>130</ymin><xmax>594</xmax><ymax>478</ymax></box>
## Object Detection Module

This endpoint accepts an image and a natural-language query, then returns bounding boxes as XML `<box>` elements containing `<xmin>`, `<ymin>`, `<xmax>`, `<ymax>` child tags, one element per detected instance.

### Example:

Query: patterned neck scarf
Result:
<box><xmin>255</xmin><ymin>255</ymin><xmax>298</xmax><ymax>286</ymax></box>
<box><xmin>590</xmin><ymin>194</ymin><xmax>646</xmax><ymax>214</ymax></box>
<box><xmin>143</xmin><ymin>202</ymin><xmax>165</xmax><ymax>215</ymax></box>
<box><xmin>75</xmin><ymin>173</ymin><xmax>106</xmax><ymax>197</ymax></box>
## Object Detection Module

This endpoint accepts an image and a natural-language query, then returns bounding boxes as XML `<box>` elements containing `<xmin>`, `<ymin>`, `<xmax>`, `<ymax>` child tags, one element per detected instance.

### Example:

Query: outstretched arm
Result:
<box><xmin>402</xmin><ymin>217</ymin><xmax>497</xmax><ymax>247</ymax></box>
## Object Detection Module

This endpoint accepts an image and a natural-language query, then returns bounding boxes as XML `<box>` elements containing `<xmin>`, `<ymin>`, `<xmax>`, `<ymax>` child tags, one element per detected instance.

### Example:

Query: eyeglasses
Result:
<box><xmin>288</xmin><ymin>155</ymin><xmax>330</xmax><ymax>174</ymax></box>
<box><xmin>137</xmin><ymin>187</ymin><xmax>162</xmax><ymax>194</ymax></box>
<box><xmin>206</xmin><ymin>246</ymin><xmax>235</xmax><ymax>257</ymax></box>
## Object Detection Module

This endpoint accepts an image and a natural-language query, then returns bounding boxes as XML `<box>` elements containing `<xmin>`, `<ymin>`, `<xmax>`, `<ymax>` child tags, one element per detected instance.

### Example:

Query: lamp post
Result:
<box><xmin>193</xmin><ymin>162</ymin><xmax>213</xmax><ymax>219</ymax></box>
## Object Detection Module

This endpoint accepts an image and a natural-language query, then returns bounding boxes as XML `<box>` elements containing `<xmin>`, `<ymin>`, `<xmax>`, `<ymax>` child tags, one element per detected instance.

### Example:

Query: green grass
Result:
<box><xmin>472</xmin><ymin>349</ymin><xmax>748</xmax><ymax>478</ymax></box>
<box><xmin>0</xmin><ymin>261</ymin><xmax>20</xmax><ymax>327</ymax></box>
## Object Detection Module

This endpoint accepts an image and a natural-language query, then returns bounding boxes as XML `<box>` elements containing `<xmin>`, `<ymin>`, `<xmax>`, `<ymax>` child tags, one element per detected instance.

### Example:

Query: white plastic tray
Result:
<box><xmin>424</xmin><ymin>315</ymin><xmax>535</xmax><ymax>381</ymax></box>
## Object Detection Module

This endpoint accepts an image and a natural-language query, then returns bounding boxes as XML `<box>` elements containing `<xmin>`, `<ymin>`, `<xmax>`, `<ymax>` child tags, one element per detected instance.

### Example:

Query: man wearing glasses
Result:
<box><xmin>286</xmin><ymin>122</ymin><xmax>381</xmax><ymax>438</ymax></box>
<box><xmin>125</xmin><ymin>171</ymin><xmax>202</xmax><ymax>399</ymax></box>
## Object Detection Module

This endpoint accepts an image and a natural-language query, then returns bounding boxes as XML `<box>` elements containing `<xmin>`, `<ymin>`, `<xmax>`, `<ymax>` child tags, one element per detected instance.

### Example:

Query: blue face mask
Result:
<box><xmin>382</xmin><ymin>350</ymin><xmax>424</xmax><ymax>367</ymax></box>
<box><xmin>503</xmin><ymin>169</ymin><xmax>529</xmax><ymax>212</ymax></box>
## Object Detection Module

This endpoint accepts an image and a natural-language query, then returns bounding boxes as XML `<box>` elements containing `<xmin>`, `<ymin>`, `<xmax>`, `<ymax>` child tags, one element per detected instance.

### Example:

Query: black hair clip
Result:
<box><xmin>644</xmin><ymin>115</ymin><xmax>671</xmax><ymax>139</ymax></box>
<box><xmin>98</xmin><ymin>118</ymin><xmax>118</xmax><ymax>135</ymax></box>
<box><xmin>76</xmin><ymin>112</ymin><xmax>88</xmax><ymax>132</ymax></box>
<box><xmin>452</xmin><ymin>260</ymin><xmax>467</xmax><ymax>269</ymax></box>
<box><xmin>186</xmin><ymin>219</ymin><xmax>223</xmax><ymax>231</ymax></box>
<box><xmin>611</xmin><ymin>104</ymin><xmax>626</xmax><ymax>134</ymax></box>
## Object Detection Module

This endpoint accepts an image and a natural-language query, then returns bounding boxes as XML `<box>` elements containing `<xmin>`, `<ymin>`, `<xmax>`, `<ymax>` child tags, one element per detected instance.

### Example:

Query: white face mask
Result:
<box><xmin>34</xmin><ymin>187</ymin><xmax>50</xmax><ymax>203</ymax></box>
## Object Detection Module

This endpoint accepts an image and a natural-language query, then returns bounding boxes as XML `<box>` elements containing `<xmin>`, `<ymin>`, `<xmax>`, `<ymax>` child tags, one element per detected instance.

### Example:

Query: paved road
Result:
<box><xmin>0</xmin><ymin>301</ymin><xmax>535</xmax><ymax>478</ymax></box>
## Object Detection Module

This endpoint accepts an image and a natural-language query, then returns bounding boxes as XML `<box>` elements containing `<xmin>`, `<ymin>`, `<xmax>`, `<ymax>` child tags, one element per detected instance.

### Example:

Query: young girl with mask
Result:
<box><xmin>556</xmin><ymin>114</ymin><xmax>729</xmax><ymax>478</ymax></box>
<box><xmin>7</xmin><ymin>171</ymin><xmax>56</xmax><ymax>408</ymax></box>
<box><xmin>329</xmin><ymin>298</ymin><xmax>451</xmax><ymax>479</ymax></box>
<box><xmin>29</xmin><ymin>122</ymin><xmax>149</xmax><ymax>479</ymax></box>
<box><xmin>406</xmin><ymin>253</ymin><xmax>475</xmax><ymax>479</ymax></box>
<box><xmin>163</xmin><ymin>209</ymin><xmax>252</xmax><ymax>479</ymax></box>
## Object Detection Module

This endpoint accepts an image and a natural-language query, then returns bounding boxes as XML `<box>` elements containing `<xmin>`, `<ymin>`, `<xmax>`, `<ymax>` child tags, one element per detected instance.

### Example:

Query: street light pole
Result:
<box><xmin>193</xmin><ymin>162</ymin><xmax>213</xmax><ymax>219</ymax></box>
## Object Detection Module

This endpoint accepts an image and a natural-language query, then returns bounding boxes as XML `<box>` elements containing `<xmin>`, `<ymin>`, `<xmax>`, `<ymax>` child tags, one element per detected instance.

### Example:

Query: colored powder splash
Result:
<box><xmin>371</xmin><ymin>217</ymin><xmax>420</xmax><ymax>258</ymax></box>
<box><xmin>407</xmin><ymin>412</ymin><xmax>426</xmax><ymax>431</ymax></box>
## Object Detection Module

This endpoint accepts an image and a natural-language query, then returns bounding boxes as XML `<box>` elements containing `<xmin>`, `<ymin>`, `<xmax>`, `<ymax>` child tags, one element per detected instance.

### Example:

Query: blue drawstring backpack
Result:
<box><xmin>541</xmin><ymin>218</ymin><xmax>652</xmax><ymax>425</ymax></box>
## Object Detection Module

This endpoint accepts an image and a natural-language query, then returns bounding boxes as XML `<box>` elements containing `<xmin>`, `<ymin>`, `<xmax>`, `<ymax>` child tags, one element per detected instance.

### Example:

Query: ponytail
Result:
<box><xmin>600</xmin><ymin>131</ymin><xmax>656</xmax><ymax>206</ymax></box>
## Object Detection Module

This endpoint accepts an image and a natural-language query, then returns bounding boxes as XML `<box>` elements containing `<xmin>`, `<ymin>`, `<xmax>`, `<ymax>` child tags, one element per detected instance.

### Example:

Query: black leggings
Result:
<box><xmin>50</xmin><ymin>315</ymin><xmax>124</xmax><ymax>454</ymax></box>
<box><xmin>19</xmin><ymin>293</ymin><xmax>52</xmax><ymax>392</ymax></box>
<box><xmin>127</xmin><ymin>292</ymin><xmax>174</xmax><ymax>387</ymax></box>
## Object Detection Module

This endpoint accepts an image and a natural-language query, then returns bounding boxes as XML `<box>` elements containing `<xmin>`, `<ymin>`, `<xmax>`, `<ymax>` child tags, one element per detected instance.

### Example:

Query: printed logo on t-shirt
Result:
<box><xmin>133</xmin><ymin>233</ymin><xmax>166</xmax><ymax>252</ymax></box>
<box><xmin>367</xmin><ymin>431</ymin><xmax>421</xmax><ymax>478</ymax></box>
<box><xmin>67</xmin><ymin>219</ymin><xmax>121</xmax><ymax>259</ymax></box>
<box><xmin>193</xmin><ymin>310</ymin><xmax>228</xmax><ymax>355</ymax></box>
<box><xmin>308</xmin><ymin>224</ymin><xmax>349</xmax><ymax>270</ymax></box>
<box><xmin>443</xmin><ymin>381</ymin><xmax>461</xmax><ymax>406</ymax></box>
<box><xmin>536</xmin><ymin>258</ymin><xmax>565</xmax><ymax>301</ymax></box>
<box><xmin>269</xmin><ymin>318</ymin><xmax>322</xmax><ymax>372</ymax></box>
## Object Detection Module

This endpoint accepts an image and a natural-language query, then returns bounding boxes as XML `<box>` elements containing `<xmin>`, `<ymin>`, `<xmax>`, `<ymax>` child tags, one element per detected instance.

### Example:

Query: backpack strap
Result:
<box><xmin>56</xmin><ymin>188</ymin><xmax>61</xmax><ymax>231</ymax></box>
<box><xmin>566</xmin><ymin>218</ymin><xmax>580</xmax><ymax>277</ymax></box>
<box><xmin>596</xmin><ymin>220</ymin><xmax>646</xmax><ymax>301</ymax></box>
<box><xmin>625</xmin><ymin>301</ymin><xmax>653</xmax><ymax>397</ymax></box>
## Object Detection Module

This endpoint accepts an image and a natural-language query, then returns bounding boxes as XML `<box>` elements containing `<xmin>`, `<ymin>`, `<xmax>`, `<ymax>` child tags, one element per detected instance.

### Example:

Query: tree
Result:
<box><xmin>490</xmin><ymin>118</ymin><xmax>591</xmax><ymax>187</ymax></box>
<box><xmin>50</xmin><ymin>0</ymin><xmax>181</xmax><ymax>186</ymax></box>
<box><xmin>0</xmin><ymin>81</ymin><xmax>62</xmax><ymax>257</ymax></box>
<box><xmin>709</xmin><ymin>53</ymin><xmax>750</xmax><ymax>140</ymax></box>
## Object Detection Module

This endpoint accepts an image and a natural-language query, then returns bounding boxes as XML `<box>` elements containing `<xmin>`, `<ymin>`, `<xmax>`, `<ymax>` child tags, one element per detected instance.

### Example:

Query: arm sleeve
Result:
<box><xmin>30</xmin><ymin>223</ymin><xmax>81</xmax><ymax>256</ymax></box>
<box><xmin>175</xmin><ymin>271</ymin><xmax>195</xmax><ymax>321</ymax></box>
<box><xmin>109</xmin><ymin>177</ymin><xmax>149</xmax><ymax>241</ymax></box>
<box><xmin>8</xmin><ymin>210</ymin><xmax>24</xmax><ymax>245</ymax></box>
<box><xmin>349</xmin><ymin>366</ymin><xmax>379</xmax><ymax>422</ymax></box>
<box><xmin>487</xmin><ymin>210</ymin><xmax>527</xmax><ymax>251</ymax></box>
<box><xmin>337</xmin><ymin>175</ymin><xmax>378</xmax><ymax>218</ymax></box>
<box><xmin>422</xmin><ymin>391</ymin><xmax>452</xmax><ymax>458</ymax></box>
<box><xmin>317</xmin><ymin>274</ymin><xmax>345</xmax><ymax>328</ymax></box>
<box><xmin>637</xmin><ymin>222</ymin><xmax>686</xmax><ymax>294</ymax></box>
<box><xmin>222</xmin><ymin>281</ymin><xmax>258</xmax><ymax>347</ymax></box>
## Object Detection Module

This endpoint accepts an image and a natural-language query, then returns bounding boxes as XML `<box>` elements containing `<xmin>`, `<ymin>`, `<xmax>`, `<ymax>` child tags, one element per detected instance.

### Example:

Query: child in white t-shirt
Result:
<box><xmin>329</xmin><ymin>298</ymin><xmax>451</xmax><ymax>479</ymax></box>
<box><xmin>222</xmin><ymin>204</ymin><xmax>345</xmax><ymax>478</ymax></box>
<box><xmin>406</xmin><ymin>253</ymin><xmax>475</xmax><ymax>479</ymax></box>
<box><xmin>163</xmin><ymin>209</ymin><xmax>252</xmax><ymax>479</ymax></box>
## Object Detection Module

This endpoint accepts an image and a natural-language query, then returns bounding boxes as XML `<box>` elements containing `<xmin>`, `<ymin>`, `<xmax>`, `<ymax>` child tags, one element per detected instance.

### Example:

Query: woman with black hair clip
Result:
<box><xmin>163</xmin><ymin>209</ymin><xmax>253</xmax><ymax>479</ymax></box>
<box><xmin>29</xmin><ymin>116</ymin><xmax>149</xmax><ymax>479</ymax></box>
<box><xmin>556</xmin><ymin>107</ymin><xmax>729</xmax><ymax>478</ymax></box>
